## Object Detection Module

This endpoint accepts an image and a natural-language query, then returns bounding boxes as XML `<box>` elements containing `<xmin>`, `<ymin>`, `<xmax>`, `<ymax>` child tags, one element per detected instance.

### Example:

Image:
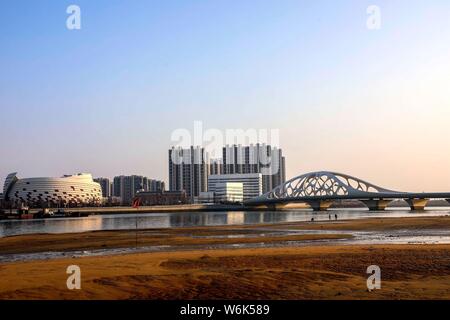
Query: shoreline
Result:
<box><xmin>7</xmin><ymin>203</ymin><xmax>312</xmax><ymax>215</ymax></box>
<box><xmin>3</xmin><ymin>201</ymin><xmax>449</xmax><ymax>217</ymax></box>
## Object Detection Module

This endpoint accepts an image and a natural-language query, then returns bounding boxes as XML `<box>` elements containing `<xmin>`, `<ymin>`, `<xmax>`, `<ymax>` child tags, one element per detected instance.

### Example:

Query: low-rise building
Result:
<box><xmin>198</xmin><ymin>191</ymin><xmax>215</xmax><ymax>204</ymax></box>
<box><xmin>208</xmin><ymin>173</ymin><xmax>262</xmax><ymax>201</ymax></box>
<box><xmin>134</xmin><ymin>190</ymin><xmax>188</xmax><ymax>206</ymax></box>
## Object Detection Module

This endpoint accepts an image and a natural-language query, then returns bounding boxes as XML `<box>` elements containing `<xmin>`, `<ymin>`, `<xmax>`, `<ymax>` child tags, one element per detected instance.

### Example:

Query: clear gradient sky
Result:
<box><xmin>1</xmin><ymin>0</ymin><xmax>449</xmax><ymax>192</ymax></box>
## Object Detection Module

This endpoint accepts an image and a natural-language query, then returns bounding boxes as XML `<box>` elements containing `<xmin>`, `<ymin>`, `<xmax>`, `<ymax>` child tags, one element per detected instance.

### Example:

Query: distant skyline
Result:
<box><xmin>1</xmin><ymin>1</ymin><xmax>450</xmax><ymax>192</ymax></box>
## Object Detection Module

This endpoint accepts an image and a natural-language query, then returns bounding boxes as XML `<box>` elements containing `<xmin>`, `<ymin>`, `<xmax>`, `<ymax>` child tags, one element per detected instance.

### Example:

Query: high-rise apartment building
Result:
<box><xmin>148</xmin><ymin>179</ymin><xmax>165</xmax><ymax>193</ymax></box>
<box><xmin>94</xmin><ymin>177</ymin><xmax>111</xmax><ymax>198</ymax></box>
<box><xmin>169</xmin><ymin>146</ymin><xmax>208</xmax><ymax>201</ymax></box>
<box><xmin>113</xmin><ymin>175</ymin><xmax>165</xmax><ymax>205</ymax></box>
<box><xmin>169</xmin><ymin>144</ymin><xmax>286</xmax><ymax>201</ymax></box>
<box><xmin>209</xmin><ymin>158</ymin><xmax>223</xmax><ymax>175</ymax></box>
<box><xmin>222</xmin><ymin>144</ymin><xmax>286</xmax><ymax>193</ymax></box>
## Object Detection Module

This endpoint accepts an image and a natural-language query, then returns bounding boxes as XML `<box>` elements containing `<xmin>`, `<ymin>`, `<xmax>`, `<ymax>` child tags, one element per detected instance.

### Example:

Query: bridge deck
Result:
<box><xmin>245</xmin><ymin>192</ymin><xmax>450</xmax><ymax>206</ymax></box>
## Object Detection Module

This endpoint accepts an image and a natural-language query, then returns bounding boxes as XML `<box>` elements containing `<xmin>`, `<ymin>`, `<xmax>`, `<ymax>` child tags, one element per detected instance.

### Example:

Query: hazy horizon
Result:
<box><xmin>1</xmin><ymin>0</ymin><xmax>450</xmax><ymax>192</ymax></box>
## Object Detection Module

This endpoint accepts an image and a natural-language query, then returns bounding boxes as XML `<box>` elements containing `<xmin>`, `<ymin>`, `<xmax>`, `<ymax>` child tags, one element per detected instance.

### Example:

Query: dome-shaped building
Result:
<box><xmin>2</xmin><ymin>173</ymin><xmax>102</xmax><ymax>207</ymax></box>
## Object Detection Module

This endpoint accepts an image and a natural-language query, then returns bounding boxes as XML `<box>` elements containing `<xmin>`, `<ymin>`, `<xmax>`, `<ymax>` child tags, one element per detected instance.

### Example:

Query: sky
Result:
<box><xmin>1</xmin><ymin>0</ymin><xmax>450</xmax><ymax>192</ymax></box>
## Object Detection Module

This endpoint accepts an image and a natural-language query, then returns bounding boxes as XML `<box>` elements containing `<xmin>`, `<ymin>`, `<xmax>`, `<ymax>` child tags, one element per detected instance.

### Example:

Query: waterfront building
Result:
<box><xmin>168</xmin><ymin>146</ymin><xmax>208</xmax><ymax>202</ymax></box>
<box><xmin>167</xmin><ymin>144</ymin><xmax>285</xmax><ymax>201</ymax></box>
<box><xmin>198</xmin><ymin>191</ymin><xmax>215</xmax><ymax>204</ymax></box>
<box><xmin>2</xmin><ymin>172</ymin><xmax>101</xmax><ymax>208</ymax></box>
<box><xmin>113</xmin><ymin>175</ymin><xmax>165</xmax><ymax>206</ymax></box>
<box><xmin>222</xmin><ymin>144</ymin><xmax>286</xmax><ymax>193</ymax></box>
<box><xmin>208</xmin><ymin>173</ymin><xmax>262</xmax><ymax>201</ymax></box>
<box><xmin>134</xmin><ymin>190</ymin><xmax>188</xmax><ymax>206</ymax></box>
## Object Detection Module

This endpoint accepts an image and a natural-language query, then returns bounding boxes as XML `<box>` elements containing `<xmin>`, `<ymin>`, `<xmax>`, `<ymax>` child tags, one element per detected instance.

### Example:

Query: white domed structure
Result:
<box><xmin>3</xmin><ymin>173</ymin><xmax>102</xmax><ymax>207</ymax></box>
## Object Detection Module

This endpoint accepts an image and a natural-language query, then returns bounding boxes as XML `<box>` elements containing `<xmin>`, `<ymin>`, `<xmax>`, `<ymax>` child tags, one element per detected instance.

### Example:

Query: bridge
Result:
<box><xmin>244</xmin><ymin>171</ymin><xmax>450</xmax><ymax>211</ymax></box>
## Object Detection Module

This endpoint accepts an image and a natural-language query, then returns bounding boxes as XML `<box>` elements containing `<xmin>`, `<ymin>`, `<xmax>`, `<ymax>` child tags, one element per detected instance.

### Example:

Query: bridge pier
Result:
<box><xmin>405</xmin><ymin>198</ymin><xmax>429</xmax><ymax>211</ymax></box>
<box><xmin>361</xmin><ymin>199</ymin><xmax>391</xmax><ymax>211</ymax></box>
<box><xmin>305</xmin><ymin>200</ymin><xmax>333</xmax><ymax>211</ymax></box>
<box><xmin>265</xmin><ymin>204</ymin><xmax>287</xmax><ymax>211</ymax></box>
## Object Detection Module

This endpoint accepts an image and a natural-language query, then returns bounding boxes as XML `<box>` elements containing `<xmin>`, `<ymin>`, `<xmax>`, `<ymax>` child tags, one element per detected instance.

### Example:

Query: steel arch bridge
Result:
<box><xmin>245</xmin><ymin>171</ymin><xmax>450</xmax><ymax>211</ymax></box>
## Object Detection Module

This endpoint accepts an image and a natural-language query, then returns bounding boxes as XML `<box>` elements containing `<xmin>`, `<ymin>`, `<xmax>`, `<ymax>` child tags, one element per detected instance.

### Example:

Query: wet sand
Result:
<box><xmin>0</xmin><ymin>216</ymin><xmax>449</xmax><ymax>299</ymax></box>
<box><xmin>276</xmin><ymin>215</ymin><xmax>450</xmax><ymax>231</ymax></box>
<box><xmin>1</xmin><ymin>244</ymin><xmax>450</xmax><ymax>299</ymax></box>
<box><xmin>0</xmin><ymin>229</ymin><xmax>351</xmax><ymax>255</ymax></box>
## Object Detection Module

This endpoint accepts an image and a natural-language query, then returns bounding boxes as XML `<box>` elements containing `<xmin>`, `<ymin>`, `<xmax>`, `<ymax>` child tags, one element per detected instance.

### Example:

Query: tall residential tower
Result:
<box><xmin>168</xmin><ymin>146</ymin><xmax>208</xmax><ymax>202</ymax></box>
<box><xmin>222</xmin><ymin>144</ymin><xmax>286</xmax><ymax>193</ymax></box>
<box><xmin>113</xmin><ymin>175</ymin><xmax>165</xmax><ymax>205</ymax></box>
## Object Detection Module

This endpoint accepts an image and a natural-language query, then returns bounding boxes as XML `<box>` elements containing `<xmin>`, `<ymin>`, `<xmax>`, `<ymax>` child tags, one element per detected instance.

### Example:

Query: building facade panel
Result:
<box><xmin>214</xmin><ymin>182</ymin><xmax>243</xmax><ymax>203</ymax></box>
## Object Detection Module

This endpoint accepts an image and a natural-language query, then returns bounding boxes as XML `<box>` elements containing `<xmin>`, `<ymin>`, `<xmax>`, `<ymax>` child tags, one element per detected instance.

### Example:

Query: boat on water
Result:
<box><xmin>34</xmin><ymin>208</ymin><xmax>57</xmax><ymax>218</ymax></box>
<box><xmin>47</xmin><ymin>209</ymin><xmax>66</xmax><ymax>218</ymax></box>
<box><xmin>0</xmin><ymin>207</ymin><xmax>89</xmax><ymax>220</ymax></box>
<box><xmin>34</xmin><ymin>208</ymin><xmax>86</xmax><ymax>219</ymax></box>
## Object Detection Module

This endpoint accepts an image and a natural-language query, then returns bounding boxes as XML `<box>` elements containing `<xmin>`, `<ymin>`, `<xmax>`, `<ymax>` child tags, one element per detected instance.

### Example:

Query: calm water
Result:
<box><xmin>1</xmin><ymin>208</ymin><xmax>450</xmax><ymax>238</ymax></box>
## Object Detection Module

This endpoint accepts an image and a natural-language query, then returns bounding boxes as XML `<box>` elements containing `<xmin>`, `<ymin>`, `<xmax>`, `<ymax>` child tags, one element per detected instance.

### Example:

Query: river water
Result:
<box><xmin>1</xmin><ymin>208</ymin><xmax>450</xmax><ymax>263</ymax></box>
<box><xmin>1</xmin><ymin>208</ymin><xmax>450</xmax><ymax>238</ymax></box>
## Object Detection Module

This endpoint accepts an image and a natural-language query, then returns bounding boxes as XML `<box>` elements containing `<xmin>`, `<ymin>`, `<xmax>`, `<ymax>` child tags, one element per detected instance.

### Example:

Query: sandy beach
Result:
<box><xmin>1</xmin><ymin>216</ymin><xmax>450</xmax><ymax>300</ymax></box>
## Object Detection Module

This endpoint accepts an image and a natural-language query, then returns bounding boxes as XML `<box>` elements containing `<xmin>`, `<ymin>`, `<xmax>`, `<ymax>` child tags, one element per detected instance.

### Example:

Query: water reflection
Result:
<box><xmin>1</xmin><ymin>209</ymin><xmax>449</xmax><ymax>238</ymax></box>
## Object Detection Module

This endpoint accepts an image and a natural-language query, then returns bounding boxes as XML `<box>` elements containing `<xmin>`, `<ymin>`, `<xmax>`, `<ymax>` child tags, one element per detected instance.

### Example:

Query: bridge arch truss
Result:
<box><xmin>265</xmin><ymin>171</ymin><xmax>395</xmax><ymax>200</ymax></box>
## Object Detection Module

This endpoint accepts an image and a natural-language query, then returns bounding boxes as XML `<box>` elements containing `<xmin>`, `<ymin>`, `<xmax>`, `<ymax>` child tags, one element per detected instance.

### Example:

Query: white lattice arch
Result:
<box><xmin>265</xmin><ymin>171</ymin><xmax>397</xmax><ymax>200</ymax></box>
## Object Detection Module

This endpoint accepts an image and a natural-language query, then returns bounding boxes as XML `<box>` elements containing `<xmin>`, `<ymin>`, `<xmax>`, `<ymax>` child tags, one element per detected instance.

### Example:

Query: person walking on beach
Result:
<box><xmin>329</xmin><ymin>214</ymin><xmax>331</xmax><ymax>220</ymax></box>
<box><xmin>334</xmin><ymin>214</ymin><xmax>338</xmax><ymax>220</ymax></box>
